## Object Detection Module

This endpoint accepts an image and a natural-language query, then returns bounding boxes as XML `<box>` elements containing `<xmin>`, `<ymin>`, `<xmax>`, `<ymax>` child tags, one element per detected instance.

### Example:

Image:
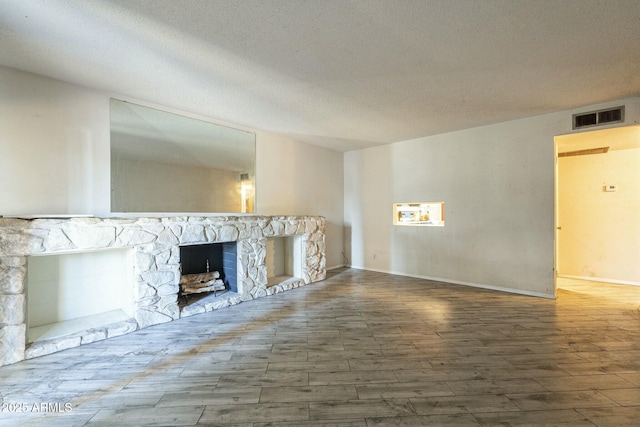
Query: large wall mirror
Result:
<box><xmin>110</xmin><ymin>99</ymin><xmax>255</xmax><ymax>214</ymax></box>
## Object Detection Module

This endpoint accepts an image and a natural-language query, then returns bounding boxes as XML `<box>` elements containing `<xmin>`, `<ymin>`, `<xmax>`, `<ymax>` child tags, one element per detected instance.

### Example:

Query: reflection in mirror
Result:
<box><xmin>110</xmin><ymin>99</ymin><xmax>255</xmax><ymax>213</ymax></box>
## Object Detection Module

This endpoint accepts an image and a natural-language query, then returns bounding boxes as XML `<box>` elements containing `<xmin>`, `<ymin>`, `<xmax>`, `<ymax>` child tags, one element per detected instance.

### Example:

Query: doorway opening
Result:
<box><xmin>554</xmin><ymin>125</ymin><xmax>640</xmax><ymax>296</ymax></box>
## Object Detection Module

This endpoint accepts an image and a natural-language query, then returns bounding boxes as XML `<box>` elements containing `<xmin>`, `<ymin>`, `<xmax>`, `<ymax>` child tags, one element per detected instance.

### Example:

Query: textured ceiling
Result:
<box><xmin>1</xmin><ymin>0</ymin><xmax>640</xmax><ymax>151</ymax></box>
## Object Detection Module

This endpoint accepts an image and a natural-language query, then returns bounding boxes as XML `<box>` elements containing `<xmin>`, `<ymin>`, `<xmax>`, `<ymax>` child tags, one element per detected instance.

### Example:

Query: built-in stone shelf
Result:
<box><xmin>0</xmin><ymin>215</ymin><xmax>326</xmax><ymax>366</ymax></box>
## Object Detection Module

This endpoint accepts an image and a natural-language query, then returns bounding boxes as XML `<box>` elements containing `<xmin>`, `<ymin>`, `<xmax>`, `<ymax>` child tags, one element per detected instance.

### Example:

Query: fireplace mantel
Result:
<box><xmin>0</xmin><ymin>215</ymin><xmax>326</xmax><ymax>366</ymax></box>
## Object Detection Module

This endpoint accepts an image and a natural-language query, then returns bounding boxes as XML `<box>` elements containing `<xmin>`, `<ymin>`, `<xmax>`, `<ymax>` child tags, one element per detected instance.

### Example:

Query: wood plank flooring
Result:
<box><xmin>1</xmin><ymin>269</ymin><xmax>639</xmax><ymax>426</ymax></box>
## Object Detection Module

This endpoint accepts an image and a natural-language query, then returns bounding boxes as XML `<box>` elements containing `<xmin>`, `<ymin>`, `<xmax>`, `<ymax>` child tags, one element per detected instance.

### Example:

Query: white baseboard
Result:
<box><xmin>558</xmin><ymin>275</ymin><xmax>640</xmax><ymax>287</ymax></box>
<box><xmin>349</xmin><ymin>265</ymin><xmax>555</xmax><ymax>299</ymax></box>
<box><xmin>326</xmin><ymin>264</ymin><xmax>347</xmax><ymax>271</ymax></box>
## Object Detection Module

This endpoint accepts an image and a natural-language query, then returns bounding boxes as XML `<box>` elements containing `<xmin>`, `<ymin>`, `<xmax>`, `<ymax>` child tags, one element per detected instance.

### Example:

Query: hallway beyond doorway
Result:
<box><xmin>557</xmin><ymin>277</ymin><xmax>640</xmax><ymax>311</ymax></box>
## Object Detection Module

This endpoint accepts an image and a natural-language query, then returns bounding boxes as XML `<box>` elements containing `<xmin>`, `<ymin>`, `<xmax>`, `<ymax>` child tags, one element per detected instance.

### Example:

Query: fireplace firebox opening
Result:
<box><xmin>179</xmin><ymin>242</ymin><xmax>237</xmax><ymax>304</ymax></box>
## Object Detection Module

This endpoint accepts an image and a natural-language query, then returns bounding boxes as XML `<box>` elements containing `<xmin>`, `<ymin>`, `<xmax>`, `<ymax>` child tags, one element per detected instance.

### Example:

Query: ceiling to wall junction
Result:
<box><xmin>1</xmin><ymin>0</ymin><xmax>640</xmax><ymax>152</ymax></box>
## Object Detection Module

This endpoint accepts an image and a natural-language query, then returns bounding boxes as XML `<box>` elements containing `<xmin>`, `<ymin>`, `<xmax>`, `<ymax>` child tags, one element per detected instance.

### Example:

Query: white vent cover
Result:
<box><xmin>573</xmin><ymin>106</ymin><xmax>624</xmax><ymax>130</ymax></box>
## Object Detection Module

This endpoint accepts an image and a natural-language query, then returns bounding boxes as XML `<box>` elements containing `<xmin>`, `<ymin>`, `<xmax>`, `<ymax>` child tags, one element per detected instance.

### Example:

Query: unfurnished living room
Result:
<box><xmin>1</xmin><ymin>1</ymin><xmax>639</xmax><ymax>426</ymax></box>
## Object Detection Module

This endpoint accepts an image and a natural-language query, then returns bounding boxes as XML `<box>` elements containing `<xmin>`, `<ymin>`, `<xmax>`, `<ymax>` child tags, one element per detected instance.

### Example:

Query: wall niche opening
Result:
<box><xmin>265</xmin><ymin>236</ymin><xmax>303</xmax><ymax>287</ymax></box>
<box><xmin>26</xmin><ymin>248</ymin><xmax>134</xmax><ymax>344</ymax></box>
<box><xmin>179</xmin><ymin>242</ymin><xmax>237</xmax><ymax>308</ymax></box>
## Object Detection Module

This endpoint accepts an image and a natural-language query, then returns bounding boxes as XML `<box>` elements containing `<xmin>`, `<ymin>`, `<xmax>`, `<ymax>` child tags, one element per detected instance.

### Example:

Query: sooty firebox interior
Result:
<box><xmin>179</xmin><ymin>242</ymin><xmax>238</xmax><ymax>294</ymax></box>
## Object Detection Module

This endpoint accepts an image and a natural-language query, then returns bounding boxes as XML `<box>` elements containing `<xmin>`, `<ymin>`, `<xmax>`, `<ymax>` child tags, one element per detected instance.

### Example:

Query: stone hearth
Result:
<box><xmin>0</xmin><ymin>215</ymin><xmax>325</xmax><ymax>366</ymax></box>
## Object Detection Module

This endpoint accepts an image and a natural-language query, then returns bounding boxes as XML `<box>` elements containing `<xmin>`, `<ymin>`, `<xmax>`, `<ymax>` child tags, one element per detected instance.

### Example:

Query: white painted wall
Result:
<box><xmin>256</xmin><ymin>132</ymin><xmax>345</xmax><ymax>269</ymax></box>
<box><xmin>0</xmin><ymin>66</ymin><xmax>345</xmax><ymax>268</ymax></box>
<box><xmin>344</xmin><ymin>98</ymin><xmax>640</xmax><ymax>297</ymax></box>
<box><xmin>0</xmin><ymin>66</ymin><xmax>111</xmax><ymax>215</ymax></box>
<box><xmin>558</xmin><ymin>148</ymin><xmax>640</xmax><ymax>284</ymax></box>
<box><xmin>5</xmin><ymin>65</ymin><xmax>636</xmax><ymax>293</ymax></box>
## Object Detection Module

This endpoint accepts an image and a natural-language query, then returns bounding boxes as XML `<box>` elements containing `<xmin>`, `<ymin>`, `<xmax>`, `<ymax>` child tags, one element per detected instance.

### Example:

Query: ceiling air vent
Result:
<box><xmin>573</xmin><ymin>106</ymin><xmax>624</xmax><ymax>130</ymax></box>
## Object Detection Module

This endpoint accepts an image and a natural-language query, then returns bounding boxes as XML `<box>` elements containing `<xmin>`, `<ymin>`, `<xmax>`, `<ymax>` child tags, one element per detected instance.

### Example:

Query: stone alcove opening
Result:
<box><xmin>26</xmin><ymin>248</ymin><xmax>135</xmax><ymax>344</ymax></box>
<box><xmin>265</xmin><ymin>236</ymin><xmax>303</xmax><ymax>287</ymax></box>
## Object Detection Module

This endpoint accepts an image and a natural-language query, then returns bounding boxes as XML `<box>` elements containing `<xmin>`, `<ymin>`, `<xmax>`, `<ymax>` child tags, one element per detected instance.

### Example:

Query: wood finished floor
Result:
<box><xmin>1</xmin><ymin>269</ymin><xmax>640</xmax><ymax>426</ymax></box>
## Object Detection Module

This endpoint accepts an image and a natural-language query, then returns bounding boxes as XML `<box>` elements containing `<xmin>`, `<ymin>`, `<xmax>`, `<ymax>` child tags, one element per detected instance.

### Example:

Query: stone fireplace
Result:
<box><xmin>0</xmin><ymin>215</ymin><xmax>326</xmax><ymax>366</ymax></box>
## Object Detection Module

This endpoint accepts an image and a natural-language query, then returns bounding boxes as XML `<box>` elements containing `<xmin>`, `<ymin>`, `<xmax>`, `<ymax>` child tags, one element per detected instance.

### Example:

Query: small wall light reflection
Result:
<box><xmin>240</xmin><ymin>174</ymin><xmax>254</xmax><ymax>213</ymax></box>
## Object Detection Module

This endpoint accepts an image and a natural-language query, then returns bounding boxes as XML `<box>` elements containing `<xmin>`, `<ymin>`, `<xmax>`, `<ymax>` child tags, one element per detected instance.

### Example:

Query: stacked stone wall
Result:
<box><xmin>0</xmin><ymin>215</ymin><xmax>325</xmax><ymax>366</ymax></box>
